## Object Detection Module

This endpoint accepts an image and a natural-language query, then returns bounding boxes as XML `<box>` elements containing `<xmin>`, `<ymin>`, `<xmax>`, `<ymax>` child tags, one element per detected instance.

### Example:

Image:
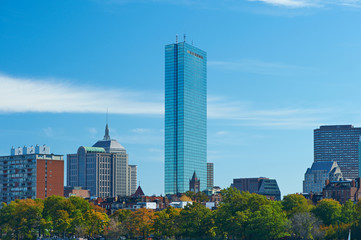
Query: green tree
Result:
<box><xmin>112</xmin><ymin>209</ymin><xmax>132</xmax><ymax>223</ymax></box>
<box><xmin>153</xmin><ymin>206</ymin><xmax>181</xmax><ymax>239</ymax></box>
<box><xmin>311</xmin><ymin>199</ymin><xmax>341</xmax><ymax>226</ymax></box>
<box><xmin>350</xmin><ymin>200</ymin><xmax>361</xmax><ymax>239</ymax></box>
<box><xmin>126</xmin><ymin>208</ymin><xmax>155</xmax><ymax>239</ymax></box>
<box><xmin>1</xmin><ymin>199</ymin><xmax>44</xmax><ymax>240</ymax></box>
<box><xmin>43</xmin><ymin>195</ymin><xmax>73</xmax><ymax>237</ymax></box>
<box><xmin>84</xmin><ymin>209</ymin><xmax>109</xmax><ymax>237</ymax></box>
<box><xmin>53</xmin><ymin>210</ymin><xmax>71</xmax><ymax>237</ymax></box>
<box><xmin>179</xmin><ymin>202</ymin><xmax>215</xmax><ymax>239</ymax></box>
<box><xmin>244</xmin><ymin>201</ymin><xmax>288</xmax><ymax>240</ymax></box>
<box><xmin>215</xmin><ymin>187</ymin><xmax>287</xmax><ymax>240</ymax></box>
<box><xmin>184</xmin><ymin>191</ymin><xmax>196</xmax><ymax>201</ymax></box>
<box><xmin>340</xmin><ymin>199</ymin><xmax>354</xmax><ymax>224</ymax></box>
<box><xmin>288</xmin><ymin>212</ymin><xmax>324</xmax><ymax>240</ymax></box>
<box><xmin>322</xmin><ymin>223</ymin><xmax>350</xmax><ymax>240</ymax></box>
<box><xmin>194</xmin><ymin>191</ymin><xmax>209</xmax><ymax>203</ymax></box>
<box><xmin>282</xmin><ymin>194</ymin><xmax>313</xmax><ymax>217</ymax></box>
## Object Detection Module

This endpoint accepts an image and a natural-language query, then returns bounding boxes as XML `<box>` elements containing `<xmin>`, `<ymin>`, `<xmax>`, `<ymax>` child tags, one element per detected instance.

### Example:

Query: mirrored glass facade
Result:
<box><xmin>165</xmin><ymin>42</ymin><xmax>207</xmax><ymax>194</ymax></box>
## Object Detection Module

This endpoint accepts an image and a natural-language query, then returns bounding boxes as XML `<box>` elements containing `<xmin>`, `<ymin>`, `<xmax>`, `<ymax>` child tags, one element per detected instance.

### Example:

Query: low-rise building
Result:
<box><xmin>133</xmin><ymin>202</ymin><xmax>156</xmax><ymax>209</ymax></box>
<box><xmin>323</xmin><ymin>178</ymin><xmax>361</xmax><ymax>204</ymax></box>
<box><xmin>64</xmin><ymin>186</ymin><xmax>90</xmax><ymax>198</ymax></box>
<box><xmin>170</xmin><ymin>201</ymin><xmax>193</xmax><ymax>208</ymax></box>
<box><xmin>303</xmin><ymin>161</ymin><xmax>342</xmax><ymax>194</ymax></box>
<box><xmin>231</xmin><ymin>177</ymin><xmax>281</xmax><ymax>200</ymax></box>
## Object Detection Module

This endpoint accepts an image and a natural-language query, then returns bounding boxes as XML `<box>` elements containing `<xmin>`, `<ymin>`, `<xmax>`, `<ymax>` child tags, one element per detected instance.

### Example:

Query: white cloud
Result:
<box><xmin>248</xmin><ymin>0</ymin><xmax>361</xmax><ymax>8</ymax></box>
<box><xmin>0</xmin><ymin>74</ymin><xmax>163</xmax><ymax>115</ymax></box>
<box><xmin>131</xmin><ymin>128</ymin><xmax>153</xmax><ymax>133</ymax></box>
<box><xmin>0</xmin><ymin>73</ymin><xmax>332</xmax><ymax>129</ymax></box>
<box><xmin>208</xmin><ymin>59</ymin><xmax>308</xmax><ymax>76</ymax></box>
<box><xmin>42</xmin><ymin>127</ymin><xmax>54</xmax><ymax>137</ymax></box>
<box><xmin>88</xmin><ymin>128</ymin><xmax>98</xmax><ymax>134</ymax></box>
<box><xmin>338</xmin><ymin>0</ymin><xmax>361</xmax><ymax>7</ymax></box>
<box><xmin>216</xmin><ymin>131</ymin><xmax>229</xmax><ymax>135</ymax></box>
<box><xmin>207</xmin><ymin>96</ymin><xmax>331</xmax><ymax>129</ymax></box>
<box><xmin>95</xmin><ymin>0</ymin><xmax>361</xmax><ymax>9</ymax></box>
<box><xmin>248</xmin><ymin>0</ymin><xmax>314</xmax><ymax>7</ymax></box>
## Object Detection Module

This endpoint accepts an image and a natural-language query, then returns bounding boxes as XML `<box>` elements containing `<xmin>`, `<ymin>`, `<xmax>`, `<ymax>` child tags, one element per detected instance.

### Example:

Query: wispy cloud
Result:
<box><xmin>0</xmin><ymin>74</ymin><xmax>163</xmax><ymax>115</ymax></box>
<box><xmin>248</xmin><ymin>0</ymin><xmax>315</xmax><ymax>8</ymax></box>
<box><xmin>0</xmin><ymin>73</ymin><xmax>334</xmax><ymax>129</ymax></box>
<box><xmin>94</xmin><ymin>0</ymin><xmax>361</xmax><ymax>9</ymax></box>
<box><xmin>338</xmin><ymin>0</ymin><xmax>361</xmax><ymax>7</ymax></box>
<box><xmin>131</xmin><ymin>128</ymin><xmax>153</xmax><ymax>133</ymax></box>
<box><xmin>248</xmin><ymin>0</ymin><xmax>361</xmax><ymax>8</ymax></box>
<box><xmin>208</xmin><ymin>59</ymin><xmax>308</xmax><ymax>76</ymax></box>
<box><xmin>42</xmin><ymin>127</ymin><xmax>54</xmax><ymax>137</ymax></box>
<box><xmin>208</xmin><ymin>96</ymin><xmax>331</xmax><ymax>129</ymax></box>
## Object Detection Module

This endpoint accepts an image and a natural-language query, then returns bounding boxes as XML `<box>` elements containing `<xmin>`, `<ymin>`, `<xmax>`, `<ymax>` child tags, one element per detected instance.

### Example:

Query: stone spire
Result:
<box><xmin>103</xmin><ymin>124</ymin><xmax>110</xmax><ymax>140</ymax></box>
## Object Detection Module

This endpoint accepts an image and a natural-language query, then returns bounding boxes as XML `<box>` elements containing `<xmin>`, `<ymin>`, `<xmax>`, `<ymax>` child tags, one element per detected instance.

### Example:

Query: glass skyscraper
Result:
<box><xmin>165</xmin><ymin>41</ymin><xmax>207</xmax><ymax>194</ymax></box>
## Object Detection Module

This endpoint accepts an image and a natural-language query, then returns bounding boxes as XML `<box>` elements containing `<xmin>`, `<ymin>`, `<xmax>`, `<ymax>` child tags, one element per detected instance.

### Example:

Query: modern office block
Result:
<box><xmin>0</xmin><ymin>145</ymin><xmax>64</xmax><ymax>203</ymax></box>
<box><xmin>231</xmin><ymin>177</ymin><xmax>281</xmax><ymax>200</ymax></box>
<box><xmin>314</xmin><ymin>125</ymin><xmax>361</xmax><ymax>179</ymax></box>
<box><xmin>303</xmin><ymin>161</ymin><xmax>343</xmax><ymax>194</ymax></box>
<box><xmin>67</xmin><ymin>124</ymin><xmax>137</xmax><ymax>198</ymax></box>
<box><xmin>164</xmin><ymin>39</ymin><xmax>207</xmax><ymax>194</ymax></box>
<box><xmin>207</xmin><ymin>162</ymin><xmax>214</xmax><ymax>189</ymax></box>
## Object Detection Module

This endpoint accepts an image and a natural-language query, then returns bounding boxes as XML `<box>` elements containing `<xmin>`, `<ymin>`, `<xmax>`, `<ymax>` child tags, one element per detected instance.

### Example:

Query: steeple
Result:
<box><xmin>192</xmin><ymin>171</ymin><xmax>198</xmax><ymax>181</ymax></box>
<box><xmin>103</xmin><ymin>124</ymin><xmax>110</xmax><ymax>140</ymax></box>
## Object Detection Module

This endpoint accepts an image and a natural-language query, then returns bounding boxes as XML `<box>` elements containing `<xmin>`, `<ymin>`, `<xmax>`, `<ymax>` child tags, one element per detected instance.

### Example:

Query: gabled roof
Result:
<box><xmin>132</xmin><ymin>186</ymin><xmax>145</xmax><ymax>197</ymax></box>
<box><xmin>309</xmin><ymin>161</ymin><xmax>335</xmax><ymax>172</ymax></box>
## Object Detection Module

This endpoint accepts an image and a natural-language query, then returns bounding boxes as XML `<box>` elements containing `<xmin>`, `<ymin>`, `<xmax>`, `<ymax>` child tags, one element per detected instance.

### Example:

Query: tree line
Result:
<box><xmin>2</xmin><ymin>187</ymin><xmax>361</xmax><ymax>239</ymax></box>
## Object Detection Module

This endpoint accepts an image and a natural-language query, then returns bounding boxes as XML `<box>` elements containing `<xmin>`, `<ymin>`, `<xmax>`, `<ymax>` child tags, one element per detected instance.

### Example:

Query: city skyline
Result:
<box><xmin>2</xmin><ymin>1</ymin><xmax>361</xmax><ymax>196</ymax></box>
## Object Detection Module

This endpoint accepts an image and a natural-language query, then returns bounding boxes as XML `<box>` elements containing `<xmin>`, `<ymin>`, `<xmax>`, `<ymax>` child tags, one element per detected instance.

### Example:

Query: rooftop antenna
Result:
<box><xmin>106</xmin><ymin>108</ymin><xmax>108</xmax><ymax>125</ymax></box>
<box><xmin>192</xmin><ymin>40</ymin><xmax>194</xmax><ymax>46</ymax></box>
<box><xmin>176</xmin><ymin>34</ymin><xmax>178</xmax><ymax>43</ymax></box>
<box><xmin>184</xmin><ymin>34</ymin><xmax>186</xmax><ymax>42</ymax></box>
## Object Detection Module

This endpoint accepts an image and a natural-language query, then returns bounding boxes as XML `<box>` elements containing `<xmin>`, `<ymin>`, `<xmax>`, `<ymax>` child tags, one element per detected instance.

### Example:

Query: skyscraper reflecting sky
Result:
<box><xmin>165</xmin><ymin>40</ymin><xmax>207</xmax><ymax>194</ymax></box>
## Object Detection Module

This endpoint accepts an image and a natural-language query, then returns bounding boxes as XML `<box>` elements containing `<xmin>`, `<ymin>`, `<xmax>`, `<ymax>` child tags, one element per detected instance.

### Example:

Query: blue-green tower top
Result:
<box><xmin>164</xmin><ymin>40</ymin><xmax>207</xmax><ymax>195</ymax></box>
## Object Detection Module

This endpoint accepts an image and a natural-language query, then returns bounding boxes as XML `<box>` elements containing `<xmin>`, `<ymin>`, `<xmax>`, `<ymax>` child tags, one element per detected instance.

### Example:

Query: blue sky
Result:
<box><xmin>2</xmin><ymin>0</ymin><xmax>361</xmax><ymax>197</ymax></box>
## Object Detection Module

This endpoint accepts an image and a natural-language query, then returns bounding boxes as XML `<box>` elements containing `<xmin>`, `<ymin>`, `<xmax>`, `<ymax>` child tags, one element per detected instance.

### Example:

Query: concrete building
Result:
<box><xmin>207</xmin><ymin>162</ymin><xmax>214</xmax><ymax>189</ymax></box>
<box><xmin>303</xmin><ymin>161</ymin><xmax>342</xmax><ymax>194</ymax></box>
<box><xmin>314</xmin><ymin>125</ymin><xmax>361</xmax><ymax>179</ymax></box>
<box><xmin>165</xmin><ymin>39</ymin><xmax>207</xmax><ymax>194</ymax></box>
<box><xmin>231</xmin><ymin>177</ymin><xmax>281</xmax><ymax>200</ymax></box>
<box><xmin>67</xmin><ymin>124</ymin><xmax>137</xmax><ymax>198</ymax></box>
<box><xmin>128</xmin><ymin>165</ymin><xmax>137</xmax><ymax>196</ymax></box>
<box><xmin>323</xmin><ymin>178</ymin><xmax>361</xmax><ymax>204</ymax></box>
<box><xmin>0</xmin><ymin>145</ymin><xmax>64</xmax><ymax>203</ymax></box>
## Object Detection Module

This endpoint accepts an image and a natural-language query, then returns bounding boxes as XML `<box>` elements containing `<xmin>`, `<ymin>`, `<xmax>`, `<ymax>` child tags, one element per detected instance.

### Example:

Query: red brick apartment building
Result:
<box><xmin>0</xmin><ymin>145</ymin><xmax>64</xmax><ymax>203</ymax></box>
<box><xmin>323</xmin><ymin>178</ymin><xmax>361</xmax><ymax>204</ymax></box>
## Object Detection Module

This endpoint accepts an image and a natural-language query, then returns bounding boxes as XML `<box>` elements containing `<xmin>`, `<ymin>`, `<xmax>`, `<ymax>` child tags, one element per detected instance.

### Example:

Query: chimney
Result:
<box><xmin>325</xmin><ymin>179</ymin><xmax>330</xmax><ymax>186</ymax></box>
